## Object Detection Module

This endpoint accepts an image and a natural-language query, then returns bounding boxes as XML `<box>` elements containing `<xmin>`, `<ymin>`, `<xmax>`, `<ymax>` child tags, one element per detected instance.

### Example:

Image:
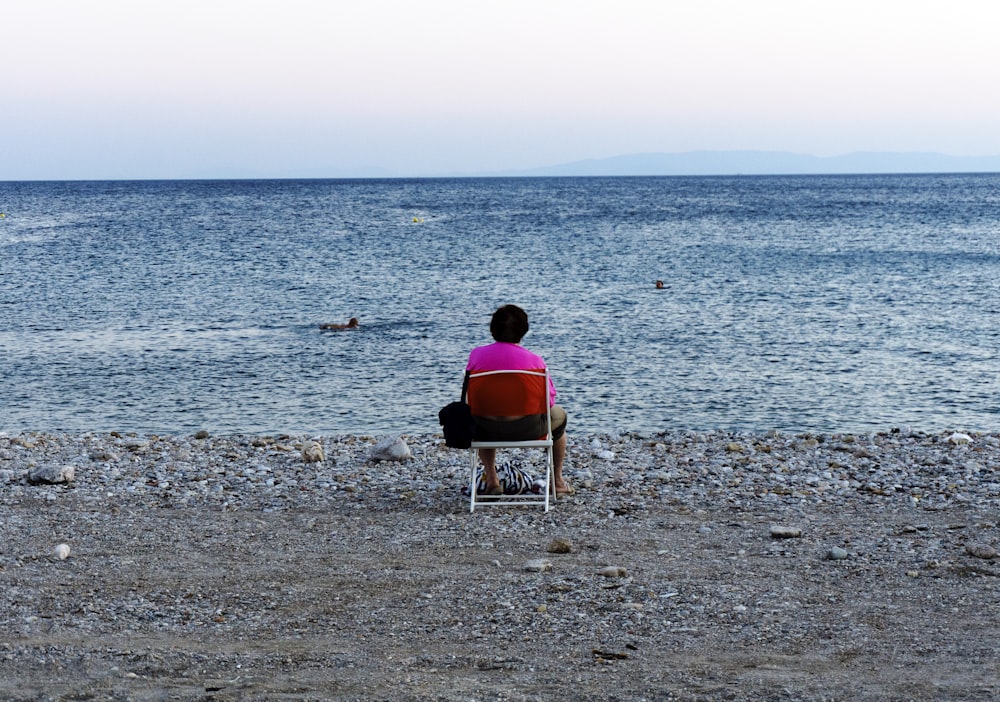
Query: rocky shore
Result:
<box><xmin>2</xmin><ymin>429</ymin><xmax>999</xmax><ymax>701</ymax></box>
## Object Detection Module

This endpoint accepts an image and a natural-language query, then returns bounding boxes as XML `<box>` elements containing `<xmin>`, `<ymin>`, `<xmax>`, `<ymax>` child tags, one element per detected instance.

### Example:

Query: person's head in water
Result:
<box><xmin>320</xmin><ymin>317</ymin><xmax>360</xmax><ymax>330</ymax></box>
<box><xmin>490</xmin><ymin>304</ymin><xmax>529</xmax><ymax>344</ymax></box>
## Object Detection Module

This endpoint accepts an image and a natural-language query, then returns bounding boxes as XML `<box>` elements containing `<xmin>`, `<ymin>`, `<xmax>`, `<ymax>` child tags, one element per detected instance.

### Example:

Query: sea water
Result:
<box><xmin>1</xmin><ymin>175</ymin><xmax>998</xmax><ymax>435</ymax></box>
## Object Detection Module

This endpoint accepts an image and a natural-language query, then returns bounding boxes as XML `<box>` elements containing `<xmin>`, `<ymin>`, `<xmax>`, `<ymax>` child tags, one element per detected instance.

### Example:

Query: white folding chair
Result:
<box><xmin>467</xmin><ymin>369</ymin><xmax>555</xmax><ymax>512</ymax></box>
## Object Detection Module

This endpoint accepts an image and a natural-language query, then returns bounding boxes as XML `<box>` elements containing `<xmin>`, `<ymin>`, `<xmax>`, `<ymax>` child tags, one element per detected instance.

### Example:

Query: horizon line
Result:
<box><xmin>5</xmin><ymin>149</ymin><xmax>1000</xmax><ymax>183</ymax></box>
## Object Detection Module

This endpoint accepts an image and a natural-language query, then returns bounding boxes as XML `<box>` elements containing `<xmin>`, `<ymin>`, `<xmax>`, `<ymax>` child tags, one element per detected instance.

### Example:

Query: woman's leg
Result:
<box><xmin>553</xmin><ymin>433</ymin><xmax>568</xmax><ymax>490</ymax></box>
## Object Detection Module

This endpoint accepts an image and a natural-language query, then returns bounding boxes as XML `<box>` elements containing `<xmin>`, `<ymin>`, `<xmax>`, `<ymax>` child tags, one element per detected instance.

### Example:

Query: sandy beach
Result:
<box><xmin>2</xmin><ymin>429</ymin><xmax>999</xmax><ymax>701</ymax></box>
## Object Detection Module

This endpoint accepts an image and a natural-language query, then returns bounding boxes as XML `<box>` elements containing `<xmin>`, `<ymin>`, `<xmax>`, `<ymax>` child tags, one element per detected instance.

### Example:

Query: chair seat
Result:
<box><xmin>470</xmin><ymin>438</ymin><xmax>552</xmax><ymax>449</ymax></box>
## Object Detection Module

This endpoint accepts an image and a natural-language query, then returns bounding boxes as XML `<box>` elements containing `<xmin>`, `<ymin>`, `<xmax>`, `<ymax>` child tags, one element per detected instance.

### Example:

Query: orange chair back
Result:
<box><xmin>467</xmin><ymin>369</ymin><xmax>548</xmax><ymax>418</ymax></box>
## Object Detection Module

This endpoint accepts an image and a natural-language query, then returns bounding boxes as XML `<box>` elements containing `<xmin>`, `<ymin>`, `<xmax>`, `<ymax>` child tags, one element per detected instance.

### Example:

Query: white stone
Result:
<box><xmin>54</xmin><ymin>543</ymin><xmax>70</xmax><ymax>560</ymax></box>
<box><xmin>370</xmin><ymin>436</ymin><xmax>412</xmax><ymax>462</ymax></box>
<box><xmin>947</xmin><ymin>432</ymin><xmax>973</xmax><ymax>445</ymax></box>
<box><xmin>301</xmin><ymin>441</ymin><xmax>325</xmax><ymax>463</ymax></box>
<box><xmin>27</xmin><ymin>465</ymin><xmax>76</xmax><ymax>485</ymax></box>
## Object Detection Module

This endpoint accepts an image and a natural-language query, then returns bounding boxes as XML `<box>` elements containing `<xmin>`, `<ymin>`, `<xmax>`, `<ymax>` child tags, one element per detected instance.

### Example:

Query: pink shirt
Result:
<box><xmin>466</xmin><ymin>342</ymin><xmax>557</xmax><ymax>407</ymax></box>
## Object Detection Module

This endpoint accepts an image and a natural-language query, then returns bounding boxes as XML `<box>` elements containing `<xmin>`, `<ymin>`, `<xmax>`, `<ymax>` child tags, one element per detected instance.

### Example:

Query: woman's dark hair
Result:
<box><xmin>490</xmin><ymin>304</ymin><xmax>529</xmax><ymax>343</ymax></box>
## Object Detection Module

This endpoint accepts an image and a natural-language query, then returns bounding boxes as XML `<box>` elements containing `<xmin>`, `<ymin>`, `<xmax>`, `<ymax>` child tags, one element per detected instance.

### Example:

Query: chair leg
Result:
<box><xmin>469</xmin><ymin>448</ymin><xmax>477</xmax><ymax>512</ymax></box>
<box><xmin>546</xmin><ymin>448</ymin><xmax>554</xmax><ymax>510</ymax></box>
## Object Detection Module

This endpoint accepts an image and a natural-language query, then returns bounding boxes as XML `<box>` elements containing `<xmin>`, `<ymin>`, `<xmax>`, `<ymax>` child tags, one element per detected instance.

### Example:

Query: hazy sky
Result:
<box><xmin>4</xmin><ymin>0</ymin><xmax>999</xmax><ymax>179</ymax></box>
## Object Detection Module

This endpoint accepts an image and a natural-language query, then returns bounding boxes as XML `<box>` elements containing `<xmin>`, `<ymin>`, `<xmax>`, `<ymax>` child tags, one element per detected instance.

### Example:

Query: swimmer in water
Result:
<box><xmin>320</xmin><ymin>317</ymin><xmax>360</xmax><ymax>330</ymax></box>
<box><xmin>655</xmin><ymin>280</ymin><xmax>665</xmax><ymax>289</ymax></box>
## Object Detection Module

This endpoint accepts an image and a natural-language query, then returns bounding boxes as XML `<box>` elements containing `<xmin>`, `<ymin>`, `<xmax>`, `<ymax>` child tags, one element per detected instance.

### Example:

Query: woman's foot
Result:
<box><xmin>553</xmin><ymin>480</ymin><xmax>574</xmax><ymax>496</ymax></box>
<box><xmin>481</xmin><ymin>482</ymin><xmax>503</xmax><ymax>496</ymax></box>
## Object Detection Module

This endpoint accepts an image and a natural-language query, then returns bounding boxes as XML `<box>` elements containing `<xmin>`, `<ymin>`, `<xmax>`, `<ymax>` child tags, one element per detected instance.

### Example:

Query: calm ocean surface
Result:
<box><xmin>1</xmin><ymin>175</ymin><xmax>998</xmax><ymax>436</ymax></box>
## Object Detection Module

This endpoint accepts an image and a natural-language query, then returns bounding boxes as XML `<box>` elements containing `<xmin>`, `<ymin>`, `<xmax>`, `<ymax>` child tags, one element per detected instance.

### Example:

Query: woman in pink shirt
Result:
<box><xmin>465</xmin><ymin>304</ymin><xmax>572</xmax><ymax>496</ymax></box>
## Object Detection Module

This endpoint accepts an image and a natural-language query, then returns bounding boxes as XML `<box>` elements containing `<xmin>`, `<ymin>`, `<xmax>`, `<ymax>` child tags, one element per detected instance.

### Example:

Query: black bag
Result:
<box><xmin>438</xmin><ymin>400</ymin><xmax>474</xmax><ymax>449</ymax></box>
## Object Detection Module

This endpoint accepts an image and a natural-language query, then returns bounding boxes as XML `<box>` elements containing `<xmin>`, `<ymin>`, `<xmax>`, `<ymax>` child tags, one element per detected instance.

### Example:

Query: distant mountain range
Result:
<box><xmin>182</xmin><ymin>150</ymin><xmax>1000</xmax><ymax>181</ymax></box>
<box><xmin>481</xmin><ymin>150</ymin><xmax>1000</xmax><ymax>177</ymax></box>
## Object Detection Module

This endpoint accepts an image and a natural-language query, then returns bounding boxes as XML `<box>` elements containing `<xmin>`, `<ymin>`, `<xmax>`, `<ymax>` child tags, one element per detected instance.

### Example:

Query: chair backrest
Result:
<box><xmin>466</xmin><ymin>369</ymin><xmax>548</xmax><ymax>418</ymax></box>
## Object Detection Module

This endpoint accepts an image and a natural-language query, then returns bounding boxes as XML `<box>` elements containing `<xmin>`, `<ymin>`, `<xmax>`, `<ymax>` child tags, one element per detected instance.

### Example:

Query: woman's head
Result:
<box><xmin>490</xmin><ymin>304</ymin><xmax>529</xmax><ymax>343</ymax></box>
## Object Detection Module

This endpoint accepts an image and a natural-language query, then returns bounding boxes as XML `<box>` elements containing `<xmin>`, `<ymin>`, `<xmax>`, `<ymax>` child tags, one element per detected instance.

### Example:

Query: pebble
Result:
<box><xmin>524</xmin><ymin>559</ymin><xmax>552</xmax><ymax>573</ymax></box>
<box><xmin>547</xmin><ymin>538</ymin><xmax>573</xmax><ymax>554</ymax></box>
<box><xmin>27</xmin><ymin>465</ymin><xmax>76</xmax><ymax>485</ymax></box>
<box><xmin>770</xmin><ymin>525</ymin><xmax>802</xmax><ymax>539</ymax></box>
<box><xmin>827</xmin><ymin>546</ymin><xmax>849</xmax><ymax>560</ymax></box>
<box><xmin>947</xmin><ymin>432</ymin><xmax>973</xmax><ymax>445</ymax></box>
<box><xmin>598</xmin><ymin>566</ymin><xmax>628</xmax><ymax>578</ymax></box>
<box><xmin>301</xmin><ymin>441</ymin><xmax>325</xmax><ymax>463</ymax></box>
<box><xmin>965</xmin><ymin>543</ymin><xmax>997</xmax><ymax>559</ymax></box>
<box><xmin>370</xmin><ymin>436</ymin><xmax>412</xmax><ymax>462</ymax></box>
<box><xmin>53</xmin><ymin>543</ymin><xmax>71</xmax><ymax>560</ymax></box>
